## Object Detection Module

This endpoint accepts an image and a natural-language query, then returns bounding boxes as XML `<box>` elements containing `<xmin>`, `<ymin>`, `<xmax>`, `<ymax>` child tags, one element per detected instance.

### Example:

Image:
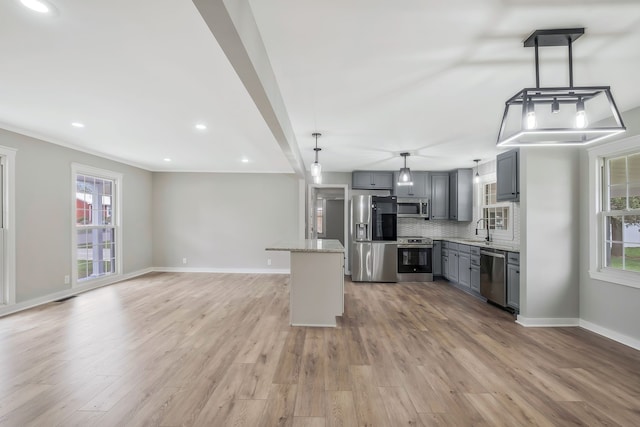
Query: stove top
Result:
<box><xmin>397</xmin><ymin>236</ymin><xmax>433</xmax><ymax>245</ymax></box>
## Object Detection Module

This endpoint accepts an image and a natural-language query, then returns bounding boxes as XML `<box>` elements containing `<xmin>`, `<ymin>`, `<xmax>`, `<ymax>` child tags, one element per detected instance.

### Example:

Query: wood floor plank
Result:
<box><xmin>0</xmin><ymin>273</ymin><xmax>638</xmax><ymax>426</ymax></box>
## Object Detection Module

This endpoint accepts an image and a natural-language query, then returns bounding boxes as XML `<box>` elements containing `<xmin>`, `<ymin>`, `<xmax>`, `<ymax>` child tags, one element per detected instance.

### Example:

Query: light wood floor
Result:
<box><xmin>0</xmin><ymin>273</ymin><xmax>639</xmax><ymax>426</ymax></box>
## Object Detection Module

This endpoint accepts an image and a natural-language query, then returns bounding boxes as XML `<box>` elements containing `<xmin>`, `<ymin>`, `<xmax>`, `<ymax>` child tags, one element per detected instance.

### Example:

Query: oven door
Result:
<box><xmin>397</xmin><ymin>245</ymin><xmax>432</xmax><ymax>273</ymax></box>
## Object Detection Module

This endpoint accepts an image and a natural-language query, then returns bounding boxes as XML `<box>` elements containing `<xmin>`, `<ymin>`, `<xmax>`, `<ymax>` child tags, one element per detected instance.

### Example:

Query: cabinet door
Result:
<box><xmin>430</xmin><ymin>173</ymin><xmax>449</xmax><ymax>219</ymax></box>
<box><xmin>449</xmin><ymin>251</ymin><xmax>459</xmax><ymax>282</ymax></box>
<box><xmin>497</xmin><ymin>149</ymin><xmax>519</xmax><ymax>202</ymax></box>
<box><xmin>458</xmin><ymin>253</ymin><xmax>470</xmax><ymax>288</ymax></box>
<box><xmin>507</xmin><ymin>264</ymin><xmax>520</xmax><ymax>309</ymax></box>
<box><xmin>449</xmin><ymin>172</ymin><xmax>458</xmax><ymax>220</ymax></box>
<box><xmin>470</xmin><ymin>265</ymin><xmax>480</xmax><ymax>292</ymax></box>
<box><xmin>352</xmin><ymin>172</ymin><xmax>372</xmax><ymax>189</ymax></box>
<box><xmin>372</xmin><ymin>172</ymin><xmax>394</xmax><ymax>189</ymax></box>
<box><xmin>456</xmin><ymin>169</ymin><xmax>473</xmax><ymax>221</ymax></box>
<box><xmin>442</xmin><ymin>252</ymin><xmax>449</xmax><ymax>280</ymax></box>
<box><xmin>432</xmin><ymin>241</ymin><xmax>442</xmax><ymax>276</ymax></box>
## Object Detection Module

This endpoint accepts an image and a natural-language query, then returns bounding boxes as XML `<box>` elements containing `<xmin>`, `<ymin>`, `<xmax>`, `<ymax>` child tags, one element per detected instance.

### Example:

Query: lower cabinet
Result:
<box><xmin>458</xmin><ymin>252</ymin><xmax>470</xmax><ymax>289</ymax></box>
<box><xmin>470</xmin><ymin>264</ymin><xmax>480</xmax><ymax>292</ymax></box>
<box><xmin>432</xmin><ymin>240</ymin><xmax>442</xmax><ymax>276</ymax></box>
<box><xmin>442</xmin><ymin>249</ymin><xmax>449</xmax><ymax>280</ymax></box>
<box><xmin>448</xmin><ymin>246</ymin><xmax>459</xmax><ymax>283</ymax></box>
<box><xmin>507</xmin><ymin>252</ymin><xmax>520</xmax><ymax>310</ymax></box>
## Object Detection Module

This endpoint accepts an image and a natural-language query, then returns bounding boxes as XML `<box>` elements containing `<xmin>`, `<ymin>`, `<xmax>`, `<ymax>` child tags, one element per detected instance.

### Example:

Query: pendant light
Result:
<box><xmin>397</xmin><ymin>152</ymin><xmax>413</xmax><ymax>186</ymax></box>
<box><xmin>473</xmin><ymin>159</ymin><xmax>481</xmax><ymax>184</ymax></box>
<box><xmin>497</xmin><ymin>28</ymin><xmax>625</xmax><ymax>147</ymax></box>
<box><xmin>310</xmin><ymin>132</ymin><xmax>322</xmax><ymax>182</ymax></box>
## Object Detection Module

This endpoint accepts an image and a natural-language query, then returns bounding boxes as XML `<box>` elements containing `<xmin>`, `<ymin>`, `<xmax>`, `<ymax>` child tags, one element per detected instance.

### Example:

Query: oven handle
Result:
<box><xmin>397</xmin><ymin>245</ymin><xmax>433</xmax><ymax>249</ymax></box>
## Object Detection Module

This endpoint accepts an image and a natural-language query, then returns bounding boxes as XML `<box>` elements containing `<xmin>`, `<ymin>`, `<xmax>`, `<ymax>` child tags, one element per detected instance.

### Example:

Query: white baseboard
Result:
<box><xmin>153</xmin><ymin>267</ymin><xmax>290</xmax><ymax>274</ymax></box>
<box><xmin>0</xmin><ymin>267</ymin><xmax>153</xmax><ymax>318</ymax></box>
<box><xmin>516</xmin><ymin>316</ymin><xmax>580</xmax><ymax>327</ymax></box>
<box><xmin>579</xmin><ymin>319</ymin><xmax>640</xmax><ymax>351</ymax></box>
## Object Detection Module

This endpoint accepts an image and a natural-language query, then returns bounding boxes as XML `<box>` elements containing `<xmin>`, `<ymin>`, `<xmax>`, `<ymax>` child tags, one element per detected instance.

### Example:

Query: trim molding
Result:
<box><xmin>579</xmin><ymin>319</ymin><xmax>640</xmax><ymax>351</ymax></box>
<box><xmin>153</xmin><ymin>267</ymin><xmax>290</xmax><ymax>274</ymax></box>
<box><xmin>516</xmin><ymin>316</ymin><xmax>580</xmax><ymax>327</ymax></box>
<box><xmin>0</xmin><ymin>268</ymin><xmax>153</xmax><ymax>318</ymax></box>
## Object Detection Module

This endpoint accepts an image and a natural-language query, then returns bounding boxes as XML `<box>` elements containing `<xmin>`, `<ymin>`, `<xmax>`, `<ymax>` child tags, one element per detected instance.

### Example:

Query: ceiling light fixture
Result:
<box><xmin>241</xmin><ymin>157</ymin><xmax>249</xmax><ymax>163</ymax></box>
<box><xmin>473</xmin><ymin>159</ymin><xmax>481</xmax><ymax>184</ymax></box>
<box><xmin>397</xmin><ymin>153</ymin><xmax>413</xmax><ymax>186</ymax></box>
<box><xmin>310</xmin><ymin>132</ymin><xmax>322</xmax><ymax>183</ymax></box>
<box><xmin>71</xmin><ymin>122</ymin><xmax>85</xmax><ymax>128</ymax></box>
<box><xmin>497</xmin><ymin>28</ymin><xmax>626</xmax><ymax>147</ymax></box>
<box><xmin>163</xmin><ymin>158</ymin><xmax>171</xmax><ymax>162</ymax></box>
<box><xmin>195</xmin><ymin>123</ymin><xmax>207</xmax><ymax>130</ymax></box>
<box><xmin>20</xmin><ymin>0</ymin><xmax>52</xmax><ymax>13</ymax></box>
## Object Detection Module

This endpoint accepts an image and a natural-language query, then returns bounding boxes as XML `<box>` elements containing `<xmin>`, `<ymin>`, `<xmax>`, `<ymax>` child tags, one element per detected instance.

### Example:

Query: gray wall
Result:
<box><xmin>0</xmin><ymin>128</ymin><xmax>153</xmax><ymax>303</ymax></box>
<box><xmin>520</xmin><ymin>146</ymin><xmax>581</xmax><ymax>320</ymax></box>
<box><xmin>579</xmin><ymin>106</ymin><xmax>640</xmax><ymax>342</ymax></box>
<box><xmin>152</xmin><ymin>172</ymin><xmax>300</xmax><ymax>271</ymax></box>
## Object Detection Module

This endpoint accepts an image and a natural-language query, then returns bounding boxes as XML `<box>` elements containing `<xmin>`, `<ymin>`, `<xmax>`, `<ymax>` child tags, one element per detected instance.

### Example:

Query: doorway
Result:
<box><xmin>308</xmin><ymin>184</ymin><xmax>349</xmax><ymax>273</ymax></box>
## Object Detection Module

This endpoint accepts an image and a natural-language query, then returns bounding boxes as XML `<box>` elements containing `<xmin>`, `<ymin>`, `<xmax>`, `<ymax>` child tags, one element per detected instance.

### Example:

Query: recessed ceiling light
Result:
<box><xmin>20</xmin><ymin>0</ymin><xmax>53</xmax><ymax>14</ymax></box>
<box><xmin>71</xmin><ymin>122</ymin><xmax>85</xmax><ymax>128</ymax></box>
<box><xmin>163</xmin><ymin>158</ymin><xmax>172</xmax><ymax>162</ymax></box>
<box><xmin>241</xmin><ymin>158</ymin><xmax>249</xmax><ymax>163</ymax></box>
<box><xmin>195</xmin><ymin>124</ymin><xmax>207</xmax><ymax>130</ymax></box>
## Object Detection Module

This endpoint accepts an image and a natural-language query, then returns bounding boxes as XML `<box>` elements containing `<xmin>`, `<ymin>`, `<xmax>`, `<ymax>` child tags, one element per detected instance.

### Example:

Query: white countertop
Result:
<box><xmin>434</xmin><ymin>237</ymin><xmax>520</xmax><ymax>253</ymax></box>
<box><xmin>266</xmin><ymin>239</ymin><xmax>345</xmax><ymax>253</ymax></box>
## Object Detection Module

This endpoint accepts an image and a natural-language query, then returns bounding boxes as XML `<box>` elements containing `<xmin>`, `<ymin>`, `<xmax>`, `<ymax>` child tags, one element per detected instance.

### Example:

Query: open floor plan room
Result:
<box><xmin>0</xmin><ymin>273</ymin><xmax>638</xmax><ymax>426</ymax></box>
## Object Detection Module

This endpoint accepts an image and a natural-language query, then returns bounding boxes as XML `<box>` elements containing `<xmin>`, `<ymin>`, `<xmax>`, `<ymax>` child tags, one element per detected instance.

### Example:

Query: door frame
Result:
<box><xmin>307</xmin><ymin>184</ymin><xmax>349</xmax><ymax>274</ymax></box>
<box><xmin>0</xmin><ymin>145</ymin><xmax>16</xmax><ymax>306</ymax></box>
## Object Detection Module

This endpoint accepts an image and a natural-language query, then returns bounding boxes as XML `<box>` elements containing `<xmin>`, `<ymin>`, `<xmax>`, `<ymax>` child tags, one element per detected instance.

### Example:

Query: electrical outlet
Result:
<box><xmin>64</xmin><ymin>275</ymin><xmax>70</xmax><ymax>285</ymax></box>
<box><xmin>182</xmin><ymin>258</ymin><xmax>187</xmax><ymax>264</ymax></box>
<box><xmin>267</xmin><ymin>258</ymin><xmax>272</xmax><ymax>266</ymax></box>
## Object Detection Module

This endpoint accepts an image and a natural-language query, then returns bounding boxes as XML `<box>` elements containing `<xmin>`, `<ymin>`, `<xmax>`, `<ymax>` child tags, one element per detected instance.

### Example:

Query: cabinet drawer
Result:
<box><xmin>507</xmin><ymin>252</ymin><xmax>520</xmax><ymax>265</ymax></box>
<box><xmin>448</xmin><ymin>242</ymin><xmax>458</xmax><ymax>252</ymax></box>
<box><xmin>442</xmin><ymin>241</ymin><xmax>449</xmax><ymax>249</ymax></box>
<box><xmin>469</xmin><ymin>246</ymin><xmax>480</xmax><ymax>256</ymax></box>
<box><xmin>458</xmin><ymin>244</ymin><xmax>470</xmax><ymax>254</ymax></box>
<box><xmin>470</xmin><ymin>255</ymin><xmax>480</xmax><ymax>266</ymax></box>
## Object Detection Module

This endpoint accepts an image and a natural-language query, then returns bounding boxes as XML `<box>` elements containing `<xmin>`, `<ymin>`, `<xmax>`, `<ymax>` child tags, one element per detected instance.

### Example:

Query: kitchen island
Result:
<box><xmin>266</xmin><ymin>239</ymin><xmax>344</xmax><ymax>327</ymax></box>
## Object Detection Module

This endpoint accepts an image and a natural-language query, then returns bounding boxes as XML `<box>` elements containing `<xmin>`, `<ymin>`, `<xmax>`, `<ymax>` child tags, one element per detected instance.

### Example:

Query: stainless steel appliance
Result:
<box><xmin>397</xmin><ymin>236</ymin><xmax>433</xmax><ymax>282</ymax></box>
<box><xmin>351</xmin><ymin>195</ymin><xmax>397</xmax><ymax>282</ymax></box>
<box><xmin>480</xmin><ymin>248</ymin><xmax>507</xmax><ymax>306</ymax></box>
<box><xmin>397</xmin><ymin>198</ymin><xmax>430</xmax><ymax>219</ymax></box>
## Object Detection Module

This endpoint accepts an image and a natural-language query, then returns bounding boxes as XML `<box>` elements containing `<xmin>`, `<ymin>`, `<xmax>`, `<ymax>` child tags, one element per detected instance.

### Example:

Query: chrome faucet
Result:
<box><xmin>475</xmin><ymin>218</ymin><xmax>491</xmax><ymax>242</ymax></box>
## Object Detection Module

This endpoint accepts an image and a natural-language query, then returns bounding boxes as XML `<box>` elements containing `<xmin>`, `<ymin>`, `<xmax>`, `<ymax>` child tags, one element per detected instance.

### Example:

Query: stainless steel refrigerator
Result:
<box><xmin>351</xmin><ymin>195</ymin><xmax>398</xmax><ymax>282</ymax></box>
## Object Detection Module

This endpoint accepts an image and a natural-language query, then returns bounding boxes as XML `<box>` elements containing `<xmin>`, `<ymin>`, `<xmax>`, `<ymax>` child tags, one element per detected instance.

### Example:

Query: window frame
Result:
<box><xmin>476</xmin><ymin>173</ymin><xmax>514</xmax><ymax>241</ymax></box>
<box><xmin>71</xmin><ymin>163</ymin><xmax>123</xmax><ymax>287</ymax></box>
<box><xmin>588</xmin><ymin>134</ymin><xmax>640</xmax><ymax>289</ymax></box>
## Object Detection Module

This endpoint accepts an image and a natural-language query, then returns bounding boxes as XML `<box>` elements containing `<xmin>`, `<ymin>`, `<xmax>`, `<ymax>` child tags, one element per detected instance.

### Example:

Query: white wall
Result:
<box><xmin>152</xmin><ymin>172</ymin><xmax>300</xmax><ymax>272</ymax></box>
<box><xmin>0</xmin><ymin>128</ymin><xmax>153</xmax><ymax>303</ymax></box>
<box><xmin>519</xmin><ymin>147</ymin><xmax>581</xmax><ymax>322</ymax></box>
<box><xmin>579</xmin><ymin>106</ymin><xmax>640</xmax><ymax>344</ymax></box>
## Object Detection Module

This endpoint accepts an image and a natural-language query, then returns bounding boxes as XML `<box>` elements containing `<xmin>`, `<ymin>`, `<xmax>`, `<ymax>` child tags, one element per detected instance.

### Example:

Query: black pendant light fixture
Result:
<box><xmin>497</xmin><ymin>28</ymin><xmax>626</xmax><ymax>147</ymax></box>
<box><xmin>397</xmin><ymin>152</ymin><xmax>413</xmax><ymax>186</ymax></box>
<box><xmin>473</xmin><ymin>159</ymin><xmax>481</xmax><ymax>184</ymax></box>
<box><xmin>310</xmin><ymin>132</ymin><xmax>322</xmax><ymax>184</ymax></box>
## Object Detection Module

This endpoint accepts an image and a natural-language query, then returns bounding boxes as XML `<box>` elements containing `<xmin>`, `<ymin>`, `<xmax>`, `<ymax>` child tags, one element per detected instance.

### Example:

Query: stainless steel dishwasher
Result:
<box><xmin>480</xmin><ymin>248</ymin><xmax>507</xmax><ymax>307</ymax></box>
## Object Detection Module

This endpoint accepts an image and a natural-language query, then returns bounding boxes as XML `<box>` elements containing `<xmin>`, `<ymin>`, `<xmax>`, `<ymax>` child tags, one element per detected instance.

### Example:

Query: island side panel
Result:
<box><xmin>290</xmin><ymin>251</ymin><xmax>343</xmax><ymax>327</ymax></box>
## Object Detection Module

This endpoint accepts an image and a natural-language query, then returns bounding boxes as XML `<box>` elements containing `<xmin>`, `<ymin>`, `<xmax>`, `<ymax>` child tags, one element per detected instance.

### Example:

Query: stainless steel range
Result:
<box><xmin>397</xmin><ymin>236</ymin><xmax>433</xmax><ymax>282</ymax></box>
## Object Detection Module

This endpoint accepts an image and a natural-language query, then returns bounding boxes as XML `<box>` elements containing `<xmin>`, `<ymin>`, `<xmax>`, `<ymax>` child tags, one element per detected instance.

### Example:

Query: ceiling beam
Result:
<box><xmin>192</xmin><ymin>0</ymin><xmax>306</xmax><ymax>177</ymax></box>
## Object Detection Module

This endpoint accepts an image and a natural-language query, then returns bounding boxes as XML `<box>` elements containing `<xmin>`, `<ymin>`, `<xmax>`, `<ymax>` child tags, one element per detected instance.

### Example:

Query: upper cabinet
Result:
<box><xmin>449</xmin><ymin>169</ymin><xmax>473</xmax><ymax>221</ymax></box>
<box><xmin>352</xmin><ymin>171</ymin><xmax>394</xmax><ymax>190</ymax></box>
<box><xmin>496</xmin><ymin>149</ymin><xmax>519</xmax><ymax>202</ymax></box>
<box><xmin>393</xmin><ymin>171</ymin><xmax>430</xmax><ymax>198</ymax></box>
<box><xmin>430</xmin><ymin>172</ymin><xmax>450</xmax><ymax>220</ymax></box>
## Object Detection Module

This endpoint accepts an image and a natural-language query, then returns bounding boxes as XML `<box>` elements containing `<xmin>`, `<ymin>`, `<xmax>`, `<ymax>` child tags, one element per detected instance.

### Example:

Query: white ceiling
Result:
<box><xmin>1</xmin><ymin>0</ymin><xmax>640</xmax><ymax>174</ymax></box>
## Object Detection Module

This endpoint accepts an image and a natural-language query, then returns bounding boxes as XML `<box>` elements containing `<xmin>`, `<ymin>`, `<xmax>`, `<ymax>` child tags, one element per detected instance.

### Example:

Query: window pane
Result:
<box><xmin>606</xmin><ymin>241</ymin><xmax>624</xmax><ymax>269</ymax></box>
<box><xmin>628</xmin><ymin>154</ymin><xmax>640</xmax><ymax>184</ymax></box>
<box><xmin>624</xmin><ymin>216</ymin><xmax>640</xmax><ymax>243</ymax></box>
<box><xmin>609</xmin><ymin>184</ymin><xmax>627</xmax><ymax>210</ymax></box>
<box><xmin>629</xmin><ymin>185</ymin><xmax>640</xmax><ymax>210</ymax></box>
<box><xmin>624</xmin><ymin>243</ymin><xmax>640</xmax><ymax>272</ymax></box>
<box><xmin>609</xmin><ymin>157</ymin><xmax>626</xmax><ymax>185</ymax></box>
<box><xmin>606</xmin><ymin>216</ymin><xmax>624</xmax><ymax>242</ymax></box>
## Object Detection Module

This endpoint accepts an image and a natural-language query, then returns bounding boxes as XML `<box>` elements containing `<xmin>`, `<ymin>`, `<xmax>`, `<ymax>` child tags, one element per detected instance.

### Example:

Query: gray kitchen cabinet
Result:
<box><xmin>394</xmin><ymin>171</ymin><xmax>430</xmax><ymax>198</ymax></box>
<box><xmin>432</xmin><ymin>240</ymin><xmax>442</xmax><ymax>276</ymax></box>
<box><xmin>458</xmin><ymin>250</ymin><xmax>471</xmax><ymax>289</ymax></box>
<box><xmin>497</xmin><ymin>149</ymin><xmax>519</xmax><ymax>202</ymax></box>
<box><xmin>507</xmin><ymin>252</ymin><xmax>520</xmax><ymax>310</ymax></box>
<box><xmin>442</xmin><ymin>249</ymin><xmax>449</xmax><ymax>280</ymax></box>
<box><xmin>448</xmin><ymin>244</ymin><xmax>459</xmax><ymax>283</ymax></box>
<box><xmin>352</xmin><ymin>171</ymin><xmax>394</xmax><ymax>190</ymax></box>
<box><xmin>449</xmin><ymin>169</ymin><xmax>473</xmax><ymax>221</ymax></box>
<box><xmin>470</xmin><ymin>246</ymin><xmax>480</xmax><ymax>293</ymax></box>
<box><xmin>430</xmin><ymin>172</ymin><xmax>449</xmax><ymax>220</ymax></box>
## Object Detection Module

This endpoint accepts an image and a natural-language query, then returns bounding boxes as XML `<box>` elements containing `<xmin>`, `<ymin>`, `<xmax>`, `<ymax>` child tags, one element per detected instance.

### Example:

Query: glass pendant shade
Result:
<box><xmin>398</xmin><ymin>167</ymin><xmax>413</xmax><ymax>186</ymax></box>
<box><xmin>310</xmin><ymin>161</ymin><xmax>322</xmax><ymax>177</ymax></box>
<box><xmin>497</xmin><ymin>28</ymin><xmax>625</xmax><ymax>147</ymax></box>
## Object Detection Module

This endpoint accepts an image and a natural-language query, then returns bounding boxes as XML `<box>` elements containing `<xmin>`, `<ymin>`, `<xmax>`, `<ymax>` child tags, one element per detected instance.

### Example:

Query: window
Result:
<box><xmin>72</xmin><ymin>164</ymin><xmax>122</xmax><ymax>284</ymax></box>
<box><xmin>480</xmin><ymin>182</ymin><xmax>510</xmax><ymax>231</ymax></box>
<box><xmin>588</xmin><ymin>135</ymin><xmax>640</xmax><ymax>288</ymax></box>
<box><xmin>602</xmin><ymin>153</ymin><xmax>640</xmax><ymax>273</ymax></box>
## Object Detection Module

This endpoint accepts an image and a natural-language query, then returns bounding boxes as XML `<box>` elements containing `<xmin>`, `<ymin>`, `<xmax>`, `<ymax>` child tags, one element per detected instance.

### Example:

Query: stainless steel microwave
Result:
<box><xmin>397</xmin><ymin>198</ymin><xmax>430</xmax><ymax>219</ymax></box>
